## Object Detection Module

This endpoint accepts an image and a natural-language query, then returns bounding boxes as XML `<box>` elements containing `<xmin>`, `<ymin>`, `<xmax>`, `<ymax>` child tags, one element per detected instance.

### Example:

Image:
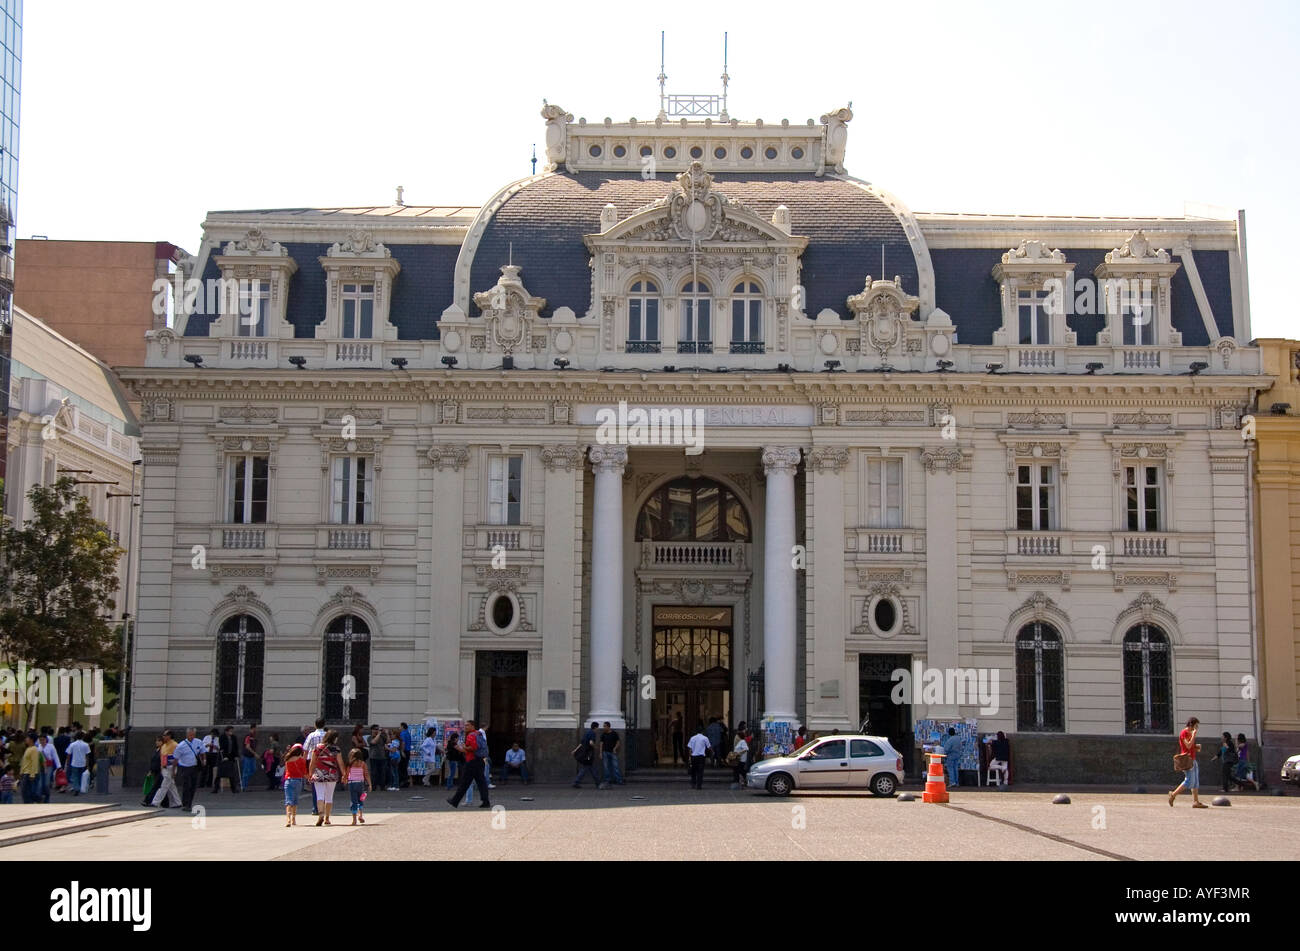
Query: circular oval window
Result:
<box><xmin>589</xmin><ymin>144</ymin><xmax>602</xmax><ymax>157</ymax></box>
<box><xmin>791</xmin><ymin>147</ymin><xmax>805</xmax><ymax>160</ymax></box>
<box><xmin>664</xmin><ymin>146</ymin><xmax>677</xmax><ymax>158</ymax></box>
<box><xmin>869</xmin><ymin>596</ymin><xmax>902</xmax><ymax>637</ymax></box>
<box><xmin>640</xmin><ymin>145</ymin><xmax>653</xmax><ymax>157</ymax></box>
<box><xmin>689</xmin><ymin>145</ymin><xmax>703</xmax><ymax>159</ymax></box>
<box><xmin>765</xmin><ymin>147</ymin><xmax>778</xmax><ymax>160</ymax></box>
<box><xmin>613</xmin><ymin>145</ymin><xmax>627</xmax><ymax>158</ymax></box>
<box><xmin>714</xmin><ymin>146</ymin><xmax>727</xmax><ymax>159</ymax></box>
<box><xmin>487</xmin><ymin>592</ymin><xmax>517</xmax><ymax>634</ymax></box>
<box><xmin>741</xmin><ymin>146</ymin><xmax>754</xmax><ymax>159</ymax></box>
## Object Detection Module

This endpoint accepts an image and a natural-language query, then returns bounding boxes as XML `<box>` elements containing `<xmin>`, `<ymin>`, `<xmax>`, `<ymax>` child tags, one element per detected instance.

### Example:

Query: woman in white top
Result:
<box><xmin>730</xmin><ymin>722</ymin><xmax>751</xmax><ymax>787</ymax></box>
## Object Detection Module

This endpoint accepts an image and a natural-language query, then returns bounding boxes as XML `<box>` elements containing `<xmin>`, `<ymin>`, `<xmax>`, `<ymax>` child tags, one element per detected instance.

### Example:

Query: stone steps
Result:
<box><xmin>0</xmin><ymin>805</ymin><xmax>159</xmax><ymax>848</ymax></box>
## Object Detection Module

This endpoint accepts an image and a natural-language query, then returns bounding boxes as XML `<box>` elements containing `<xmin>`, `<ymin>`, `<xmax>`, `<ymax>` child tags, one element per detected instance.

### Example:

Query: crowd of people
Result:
<box><xmin>0</xmin><ymin>723</ymin><xmax>122</xmax><ymax>803</ymax></box>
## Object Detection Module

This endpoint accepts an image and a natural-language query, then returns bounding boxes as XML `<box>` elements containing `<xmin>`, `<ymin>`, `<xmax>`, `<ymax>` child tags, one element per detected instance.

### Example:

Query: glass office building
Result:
<box><xmin>0</xmin><ymin>0</ymin><xmax>18</xmax><ymax>485</ymax></box>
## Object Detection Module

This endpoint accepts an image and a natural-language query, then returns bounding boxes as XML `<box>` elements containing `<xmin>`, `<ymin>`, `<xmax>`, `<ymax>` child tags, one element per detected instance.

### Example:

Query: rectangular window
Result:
<box><xmin>681</xmin><ymin>297</ymin><xmax>711</xmax><ymax>343</ymax></box>
<box><xmin>341</xmin><ymin>283</ymin><xmax>375</xmax><ymax>339</ymax></box>
<box><xmin>227</xmin><ymin>455</ymin><xmax>269</xmax><ymax>524</ymax></box>
<box><xmin>1015</xmin><ymin>463</ymin><xmax>1057</xmax><ymax>531</ymax></box>
<box><xmin>1017</xmin><ymin>289</ymin><xmax>1051</xmax><ymax>345</ymax></box>
<box><xmin>1121</xmin><ymin>283</ymin><xmax>1156</xmax><ymax>345</ymax></box>
<box><xmin>731</xmin><ymin>299</ymin><xmax>763</xmax><ymax>345</ymax></box>
<box><xmin>867</xmin><ymin>458</ymin><xmax>903</xmax><ymax>528</ymax></box>
<box><xmin>237</xmin><ymin>280</ymin><xmax>271</xmax><ymax>338</ymax></box>
<box><xmin>1125</xmin><ymin>464</ymin><xmax>1161</xmax><ymax>531</ymax></box>
<box><xmin>331</xmin><ymin>456</ymin><xmax>374</xmax><ymax>525</ymax></box>
<box><xmin>488</xmin><ymin>455</ymin><xmax>523</xmax><ymax>525</ymax></box>
<box><xmin>628</xmin><ymin>298</ymin><xmax>660</xmax><ymax>342</ymax></box>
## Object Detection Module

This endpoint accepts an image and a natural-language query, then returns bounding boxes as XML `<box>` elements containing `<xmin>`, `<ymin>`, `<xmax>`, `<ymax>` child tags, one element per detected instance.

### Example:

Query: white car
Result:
<box><xmin>1282</xmin><ymin>754</ymin><xmax>1300</xmax><ymax>785</ymax></box>
<box><xmin>747</xmin><ymin>734</ymin><xmax>904</xmax><ymax>797</ymax></box>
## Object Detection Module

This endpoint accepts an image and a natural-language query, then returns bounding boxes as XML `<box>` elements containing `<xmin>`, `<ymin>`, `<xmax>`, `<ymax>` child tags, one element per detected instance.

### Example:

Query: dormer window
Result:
<box><xmin>237</xmin><ymin>280</ymin><xmax>271</xmax><ymax>338</ymax></box>
<box><xmin>991</xmin><ymin>241</ymin><xmax>1076</xmax><ymax>359</ymax></box>
<box><xmin>679</xmin><ymin>280</ymin><xmax>712</xmax><ymax>354</ymax></box>
<box><xmin>341</xmin><ymin>283</ymin><xmax>375</xmax><ymax>339</ymax></box>
<box><xmin>627</xmin><ymin>280</ymin><xmax>661</xmax><ymax>353</ymax></box>
<box><xmin>1018</xmin><ymin>288</ymin><xmax>1052</xmax><ymax>345</ymax></box>
<box><xmin>1120</xmin><ymin>282</ymin><xmax>1157</xmax><ymax>345</ymax></box>
<box><xmin>317</xmin><ymin>230</ymin><xmax>401</xmax><ymax>342</ymax></box>
<box><xmin>731</xmin><ymin>281</ymin><xmax>764</xmax><ymax>353</ymax></box>
<box><xmin>1094</xmin><ymin>231</ymin><xmax>1180</xmax><ymax>352</ymax></box>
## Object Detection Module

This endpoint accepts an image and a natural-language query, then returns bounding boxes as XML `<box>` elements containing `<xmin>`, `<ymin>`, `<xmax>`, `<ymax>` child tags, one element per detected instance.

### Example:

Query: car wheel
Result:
<box><xmin>871</xmin><ymin>772</ymin><xmax>897</xmax><ymax>797</ymax></box>
<box><xmin>766</xmin><ymin>773</ymin><xmax>794</xmax><ymax>797</ymax></box>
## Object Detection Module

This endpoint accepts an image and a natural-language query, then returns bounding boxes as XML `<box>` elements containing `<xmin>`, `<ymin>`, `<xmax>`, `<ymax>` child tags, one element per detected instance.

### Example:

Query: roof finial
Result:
<box><xmin>395</xmin><ymin>185</ymin><xmax>405</xmax><ymax>207</ymax></box>
<box><xmin>508</xmin><ymin>241</ymin><xmax>513</xmax><ymax>267</ymax></box>
<box><xmin>881</xmin><ymin>244</ymin><xmax>886</xmax><ymax>283</ymax></box>
<box><xmin>531</xmin><ymin>143</ymin><xmax>537</xmax><ymax>176</ymax></box>
<box><xmin>719</xmin><ymin>32</ymin><xmax>730</xmax><ymax>121</ymax></box>
<box><xmin>657</xmin><ymin>31</ymin><xmax>667</xmax><ymax>120</ymax></box>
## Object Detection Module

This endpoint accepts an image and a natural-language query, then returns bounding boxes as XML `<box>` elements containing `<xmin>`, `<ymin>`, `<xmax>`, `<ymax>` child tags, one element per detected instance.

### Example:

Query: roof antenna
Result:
<box><xmin>395</xmin><ymin>185</ymin><xmax>405</xmax><ymax>207</ymax></box>
<box><xmin>530</xmin><ymin>144</ymin><xmax>537</xmax><ymax>176</ymax></box>
<box><xmin>719</xmin><ymin>32</ymin><xmax>730</xmax><ymax>121</ymax></box>
<box><xmin>657</xmin><ymin>31</ymin><xmax>667</xmax><ymax>120</ymax></box>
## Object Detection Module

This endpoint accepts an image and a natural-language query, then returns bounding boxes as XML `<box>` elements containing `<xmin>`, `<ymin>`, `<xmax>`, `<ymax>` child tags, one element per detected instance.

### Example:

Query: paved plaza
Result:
<box><xmin>3</xmin><ymin>781</ymin><xmax>1297</xmax><ymax>862</ymax></box>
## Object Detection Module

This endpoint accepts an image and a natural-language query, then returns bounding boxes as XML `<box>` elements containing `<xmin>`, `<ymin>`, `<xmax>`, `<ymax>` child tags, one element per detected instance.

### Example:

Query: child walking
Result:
<box><xmin>346</xmin><ymin>749</ymin><xmax>372</xmax><ymax>825</ymax></box>
<box><xmin>282</xmin><ymin>743</ymin><xmax>307</xmax><ymax>827</ymax></box>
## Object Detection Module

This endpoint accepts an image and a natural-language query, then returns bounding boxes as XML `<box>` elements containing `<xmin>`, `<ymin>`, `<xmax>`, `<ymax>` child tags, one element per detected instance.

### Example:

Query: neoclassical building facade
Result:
<box><xmin>119</xmin><ymin>102</ymin><xmax>1270</xmax><ymax>780</ymax></box>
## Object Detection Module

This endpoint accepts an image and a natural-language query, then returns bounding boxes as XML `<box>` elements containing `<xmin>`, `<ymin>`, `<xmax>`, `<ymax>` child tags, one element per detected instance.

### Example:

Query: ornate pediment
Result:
<box><xmin>472</xmin><ymin>265</ymin><xmax>547</xmax><ymax>354</ymax></box>
<box><xmin>327</xmin><ymin>229</ymin><xmax>392</xmax><ymax>258</ymax></box>
<box><xmin>594</xmin><ymin>162</ymin><xmax>794</xmax><ymax>248</ymax></box>
<box><xmin>1106</xmin><ymin>230</ymin><xmax>1170</xmax><ymax>265</ymax></box>
<box><xmin>846</xmin><ymin>276</ymin><xmax>921</xmax><ymax>360</ymax></box>
<box><xmin>223</xmin><ymin>228</ymin><xmax>288</xmax><ymax>257</ymax></box>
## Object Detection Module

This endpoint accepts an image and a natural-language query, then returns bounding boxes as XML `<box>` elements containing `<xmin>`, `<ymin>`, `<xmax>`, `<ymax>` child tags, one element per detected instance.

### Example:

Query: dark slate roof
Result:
<box><xmin>933</xmin><ymin>247</ymin><xmax>1236</xmax><ymax>346</ymax></box>
<box><xmin>183</xmin><ymin>242</ymin><xmax>459</xmax><ymax>340</ymax></box>
<box><xmin>469</xmin><ymin>171</ymin><xmax>919</xmax><ymax>320</ymax></box>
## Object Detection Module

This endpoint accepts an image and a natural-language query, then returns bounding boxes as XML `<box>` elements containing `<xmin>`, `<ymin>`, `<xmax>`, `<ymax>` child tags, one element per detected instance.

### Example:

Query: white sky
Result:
<box><xmin>18</xmin><ymin>0</ymin><xmax>1300</xmax><ymax>339</ymax></box>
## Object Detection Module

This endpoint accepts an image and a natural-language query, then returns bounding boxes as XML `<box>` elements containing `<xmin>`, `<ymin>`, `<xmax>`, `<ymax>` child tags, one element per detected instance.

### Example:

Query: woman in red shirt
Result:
<box><xmin>1169</xmin><ymin>717</ymin><xmax>1208</xmax><ymax>808</ymax></box>
<box><xmin>282</xmin><ymin>743</ymin><xmax>308</xmax><ymax>826</ymax></box>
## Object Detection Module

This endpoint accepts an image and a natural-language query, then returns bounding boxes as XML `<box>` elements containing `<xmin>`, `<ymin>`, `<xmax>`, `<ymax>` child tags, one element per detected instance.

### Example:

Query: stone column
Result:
<box><xmin>762</xmin><ymin>446</ymin><xmax>802</xmax><ymax>724</ymax></box>
<box><xmin>587</xmin><ymin>445</ymin><xmax>628</xmax><ymax>729</ymax></box>
<box><xmin>922</xmin><ymin>446</ymin><xmax>963</xmax><ymax>716</ymax></box>
<box><xmin>538</xmin><ymin>445</ymin><xmax>584</xmax><ymax>730</ymax></box>
<box><xmin>425</xmin><ymin>444</ymin><xmax>469</xmax><ymax>718</ymax></box>
<box><xmin>807</xmin><ymin>446</ymin><xmax>851</xmax><ymax>731</ymax></box>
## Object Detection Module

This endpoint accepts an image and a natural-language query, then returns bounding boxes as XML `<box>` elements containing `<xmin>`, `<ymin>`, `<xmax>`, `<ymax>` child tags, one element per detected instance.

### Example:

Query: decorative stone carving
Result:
<box><xmin>472</xmin><ymin>265</ymin><xmax>547</xmax><ymax>354</ymax></box>
<box><xmin>225</xmin><ymin>229</ymin><xmax>287</xmax><ymax>256</ymax></box>
<box><xmin>846</xmin><ymin>276</ymin><xmax>921</xmax><ymax>361</ymax></box>
<box><xmin>1007</xmin><ymin>410</ymin><xmax>1066</xmax><ymax>429</ymax></box>
<box><xmin>920</xmin><ymin>447</ymin><xmax>965</xmax><ymax>473</ymax></box>
<box><xmin>820</xmin><ymin>104</ymin><xmax>853</xmax><ymax>174</ymax></box>
<box><xmin>1113</xmin><ymin>409</ymin><xmax>1171</xmax><ymax>427</ymax></box>
<box><xmin>1106</xmin><ymin>230</ymin><xmax>1170</xmax><ymax>265</ymax></box>
<box><xmin>807</xmin><ymin>447</ymin><xmax>849</xmax><ymax>473</ymax></box>
<box><xmin>426</xmin><ymin>445</ymin><xmax>470</xmax><ymax>471</ymax></box>
<box><xmin>541</xmin><ymin>100</ymin><xmax>573</xmax><ymax>170</ymax></box>
<box><xmin>761</xmin><ymin>446</ymin><xmax>801</xmax><ymax>475</ymax></box>
<box><xmin>589</xmin><ymin>445</ymin><xmax>629</xmax><ymax>474</ymax></box>
<box><xmin>540</xmin><ymin>445</ymin><xmax>584</xmax><ymax>472</ymax></box>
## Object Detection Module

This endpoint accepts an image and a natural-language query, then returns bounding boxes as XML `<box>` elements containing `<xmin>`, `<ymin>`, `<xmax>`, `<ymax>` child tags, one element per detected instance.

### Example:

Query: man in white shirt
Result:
<box><xmin>38</xmin><ymin>735</ymin><xmax>60</xmax><ymax>802</ymax></box>
<box><xmin>64</xmin><ymin>732</ymin><xmax>92</xmax><ymax>797</ymax></box>
<box><xmin>202</xmin><ymin>729</ymin><xmax>221</xmax><ymax>789</ymax></box>
<box><xmin>686</xmin><ymin>724</ymin><xmax>712</xmax><ymax>790</ymax></box>
<box><xmin>419</xmin><ymin>728</ymin><xmax>439</xmax><ymax>786</ymax></box>
<box><xmin>303</xmin><ymin>718</ymin><xmax>326</xmax><ymax>815</ymax></box>
<box><xmin>173</xmin><ymin>728</ymin><xmax>205</xmax><ymax>810</ymax></box>
<box><xmin>501</xmin><ymin>743</ymin><xmax>529</xmax><ymax>784</ymax></box>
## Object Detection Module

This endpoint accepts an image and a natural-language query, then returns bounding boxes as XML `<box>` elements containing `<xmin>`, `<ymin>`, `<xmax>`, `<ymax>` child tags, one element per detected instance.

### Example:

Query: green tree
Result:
<box><xmin>0</xmin><ymin>477</ymin><xmax>125</xmax><ymax>672</ymax></box>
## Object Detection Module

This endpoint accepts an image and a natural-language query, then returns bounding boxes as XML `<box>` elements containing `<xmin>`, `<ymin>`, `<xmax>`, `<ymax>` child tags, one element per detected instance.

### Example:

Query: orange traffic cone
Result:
<box><xmin>922</xmin><ymin>749</ymin><xmax>949</xmax><ymax>803</ymax></box>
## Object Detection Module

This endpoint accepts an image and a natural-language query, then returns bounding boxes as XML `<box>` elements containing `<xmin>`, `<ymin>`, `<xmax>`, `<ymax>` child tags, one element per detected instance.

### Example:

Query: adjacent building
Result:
<box><xmin>1252</xmin><ymin>339</ymin><xmax>1300</xmax><ymax>776</ymax></box>
<box><xmin>119</xmin><ymin>101</ymin><xmax>1269</xmax><ymax>782</ymax></box>
<box><xmin>3</xmin><ymin>305</ymin><xmax>141</xmax><ymax>727</ymax></box>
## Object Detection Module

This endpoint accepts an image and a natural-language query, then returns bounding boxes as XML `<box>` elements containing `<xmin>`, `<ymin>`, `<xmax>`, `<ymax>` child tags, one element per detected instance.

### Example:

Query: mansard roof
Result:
<box><xmin>466</xmin><ymin>170</ymin><xmax>922</xmax><ymax>322</ymax></box>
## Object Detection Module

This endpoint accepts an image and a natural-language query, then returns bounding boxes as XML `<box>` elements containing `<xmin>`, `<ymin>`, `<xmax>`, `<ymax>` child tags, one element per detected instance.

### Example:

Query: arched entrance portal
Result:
<box><xmin>636</xmin><ymin>477</ymin><xmax>751</xmax><ymax>765</ymax></box>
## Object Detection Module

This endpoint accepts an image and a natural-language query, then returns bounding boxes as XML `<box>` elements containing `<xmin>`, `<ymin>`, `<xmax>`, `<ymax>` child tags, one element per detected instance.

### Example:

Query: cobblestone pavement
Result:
<box><xmin>4</xmin><ymin>783</ymin><xmax>1297</xmax><ymax>861</ymax></box>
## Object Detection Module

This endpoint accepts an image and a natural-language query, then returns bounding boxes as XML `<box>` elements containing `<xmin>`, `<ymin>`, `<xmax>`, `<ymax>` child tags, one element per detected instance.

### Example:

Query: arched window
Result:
<box><xmin>731</xmin><ymin>280</ymin><xmax>764</xmax><ymax>353</ymax></box>
<box><xmin>1015</xmin><ymin>622</ymin><xmax>1063</xmax><ymax>732</ymax></box>
<box><xmin>679</xmin><ymin>280</ymin><xmax>712</xmax><ymax>353</ymax></box>
<box><xmin>1123</xmin><ymin>623</ymin><xmax>1171</xmax><ymax>734</ymax></box>
<box><xmin>216</xmin><ymin>614</ymin><xmax>265</xmax><ymax>722</ymax></box>
<box><xmin>627</xmin><ymin>280</ymin><xmax>660</xmax><ymax>352</ymax></box>
<box><xmin>322</xmin><ymin>615</ymin><xmax>371</xmax><ymax>722</ymax></box>
<box><xmin>636</xmin><ymin>476</ymin><xmax>751</xmax><ymax>542</ymax></box>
